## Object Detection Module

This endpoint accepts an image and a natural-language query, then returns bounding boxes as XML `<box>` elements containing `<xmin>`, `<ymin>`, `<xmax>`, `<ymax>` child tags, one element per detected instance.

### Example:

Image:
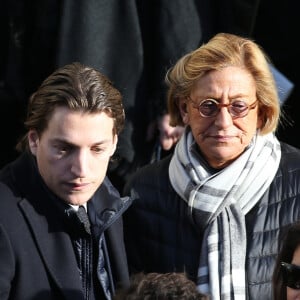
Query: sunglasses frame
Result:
<box><xmin>188</xmin><ymin>97</ymin><xmax>257</xmax><ymax>119</ymax></box>
<box><xmin>281</xmin><ymin>261</ymin><xmax>300</xmax><ymax>289</ymax></box>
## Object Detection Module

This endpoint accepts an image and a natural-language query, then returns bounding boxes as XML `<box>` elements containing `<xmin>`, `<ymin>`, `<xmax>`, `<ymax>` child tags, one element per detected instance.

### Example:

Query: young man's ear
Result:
<box><xmin>28</xmin><ymin>130</ymin><xmax>39</xmax><ymax>156</ymax></box>
<box><xmin>110</xmin><ymin>134</ymin><xmax>118</xmax><ymax>156</ymax></box>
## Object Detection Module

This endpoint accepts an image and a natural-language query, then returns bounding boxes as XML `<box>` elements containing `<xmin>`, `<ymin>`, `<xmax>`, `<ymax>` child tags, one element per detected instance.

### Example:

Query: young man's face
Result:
<box><xmin>28</xmin><ymin>107</ymin><xmax>117</xmax><ymax>206</ymax></box>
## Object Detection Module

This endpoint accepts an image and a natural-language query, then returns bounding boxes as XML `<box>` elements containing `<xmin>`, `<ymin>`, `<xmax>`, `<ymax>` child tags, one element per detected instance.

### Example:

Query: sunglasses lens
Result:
<box><xmin>230</xmin><ymin>101</ymin><xmax>249</xmax><ymax>117</ymax></box>
<box><xmin>286</xmin><ymin>278</ymin><xmax>300</xmax><ymax>289</ymax></box>
<box><xmin>281</xmin><ymin>262</ymin><xmax>300</xmax><ymax>289</ymax></box>
<box><xmin>199</xmin><ymin>100</ymin><xmax>218</xmax><ymax>117</ymax></box>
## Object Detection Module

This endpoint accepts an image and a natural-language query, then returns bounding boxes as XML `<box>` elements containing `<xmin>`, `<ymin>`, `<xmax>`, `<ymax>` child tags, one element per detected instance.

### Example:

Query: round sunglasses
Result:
<box><xmin>281</xmin><ymin>261</ymin><xmax>300</xmax><ymax>289</ymax></box>
<box><xmin>188</xmin><ymin>97</ymin><xmax>257</xmax><ymax>119</ymax></box>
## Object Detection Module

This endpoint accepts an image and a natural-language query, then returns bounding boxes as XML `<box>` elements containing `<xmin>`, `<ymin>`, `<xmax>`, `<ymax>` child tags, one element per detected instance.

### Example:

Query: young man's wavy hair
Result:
<box><xmin>16</xmin><ymin>62</ymin><xmax>125</xmax><ymax>152</ymax></box>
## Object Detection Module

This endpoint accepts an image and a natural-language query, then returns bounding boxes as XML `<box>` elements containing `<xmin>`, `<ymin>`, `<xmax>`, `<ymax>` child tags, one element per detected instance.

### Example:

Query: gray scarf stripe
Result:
<box><xmin>169</xmin><ymin>128</ymin><xmax>281</xmax><ymax>300</ymax></box>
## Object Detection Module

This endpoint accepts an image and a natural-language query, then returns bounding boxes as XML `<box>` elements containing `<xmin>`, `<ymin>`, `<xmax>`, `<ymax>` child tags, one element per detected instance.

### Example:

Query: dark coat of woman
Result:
<box><xmin>123</xmin><ymin>142</ymin><xmax>300</xmax><ymax>300</ymax></box>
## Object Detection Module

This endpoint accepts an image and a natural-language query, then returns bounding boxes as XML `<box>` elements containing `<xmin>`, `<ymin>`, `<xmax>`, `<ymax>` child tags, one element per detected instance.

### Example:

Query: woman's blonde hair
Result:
<box><xmin>166</xmin><ymin>32</ymin><xmax>280</xmax><ymax>135</ymax></box>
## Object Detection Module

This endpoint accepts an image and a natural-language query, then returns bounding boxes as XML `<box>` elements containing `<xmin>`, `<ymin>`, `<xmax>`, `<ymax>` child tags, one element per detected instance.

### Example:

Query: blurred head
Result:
<box><xmin>113</xmin><ymin>272</ymin><xmax>209</xmax><ymax>300</ymax></box>
<box><xmin>273</xmin><ymin>223</ymin><xmax>300</xmax><ymax>300</ymax></box>
<box><xmin>165</xmin><ymin>33</ymin><xmax>280</xmax><ymax>168</ymax></box>
<box><xmin>17</xmin><ymin>62</ymin><xmax>125</xmax><ymax>205</ymax></box>
<box><xmin>157</xmin><ymin>114</ymin><xmax>184</xmax><ymax>151</ymax></box>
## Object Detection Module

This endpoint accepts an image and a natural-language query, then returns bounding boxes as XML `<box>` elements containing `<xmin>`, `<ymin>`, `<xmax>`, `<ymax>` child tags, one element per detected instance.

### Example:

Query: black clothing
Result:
<box><xmin>0</xmin><ymin>152</ymin><xmax>132</xmax><ymax>300</ymax></box>
<box><xmin>123</xmin><ymin>142</ymin><xmax>300</xmax><ymax>300</ymax></box>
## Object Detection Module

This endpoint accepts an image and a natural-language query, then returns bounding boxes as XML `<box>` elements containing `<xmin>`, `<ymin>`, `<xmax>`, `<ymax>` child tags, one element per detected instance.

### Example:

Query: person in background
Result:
<box><xmin>113</xmin><ymin>272</ymin><xmax>209</xmax><ymax>300</ymax></box>
<box><xmin>0</xmin><ymin>62</ymin><xmax>132</xmax><ymax>300</ymax></box>
<box><xmin>273</xmin><ymin>222</ymin><xmax>300</xmax><ymax>300</ymax></box>
<box><xmin>122</xmin><ymin>33</ymin><xmax>300</xmax><ymax>300</ymax></box>
<box><xmin>146</xmin><ymin>113</ymin><xmax>184</xmax><ymax>163</ymax></box>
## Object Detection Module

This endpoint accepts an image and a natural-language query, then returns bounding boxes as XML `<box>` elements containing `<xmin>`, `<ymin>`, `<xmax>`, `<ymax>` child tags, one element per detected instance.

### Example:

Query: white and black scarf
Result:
<box><xmin>169</xmin><ymin>128</ymin><xmax>281</xmax><ymax>300</ymax></box>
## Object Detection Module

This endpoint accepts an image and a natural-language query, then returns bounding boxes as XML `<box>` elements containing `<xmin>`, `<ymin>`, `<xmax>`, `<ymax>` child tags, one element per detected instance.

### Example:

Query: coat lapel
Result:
<box><xmin>12</xmin><ymin>153</ymin><xmax>84</xmax><ymax>299</ymax></box>
<box><xmin>20</xmin><ymin>198</ymin><xmax>83</xmax><ymax>299</ymax></box>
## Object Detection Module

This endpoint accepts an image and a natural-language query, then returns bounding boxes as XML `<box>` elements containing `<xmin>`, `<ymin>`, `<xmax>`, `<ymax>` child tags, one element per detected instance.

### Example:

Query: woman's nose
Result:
<box><xmin>213</xmin><ymin>106</ymin><xmax>233</xmax><ymax>128</ymax></box>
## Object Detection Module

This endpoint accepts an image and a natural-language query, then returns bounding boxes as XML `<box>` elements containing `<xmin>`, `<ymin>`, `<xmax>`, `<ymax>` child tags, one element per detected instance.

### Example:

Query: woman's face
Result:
<box><xmin>179</xmin><ymin>66</ymin><xmax>262</xmax><ymax>169</ymax></box>
<box><xmin>287</xmin><ymin>245</ymin><xmax>300</xmax><ymax>300</ymax></box>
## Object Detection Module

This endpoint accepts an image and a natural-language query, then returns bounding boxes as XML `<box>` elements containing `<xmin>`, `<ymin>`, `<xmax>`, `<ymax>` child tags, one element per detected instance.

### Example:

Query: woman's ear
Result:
<box><xmin>178</xmin><ymin>98</ymin><xmax>189</xmax><ymax>125</ymax></box>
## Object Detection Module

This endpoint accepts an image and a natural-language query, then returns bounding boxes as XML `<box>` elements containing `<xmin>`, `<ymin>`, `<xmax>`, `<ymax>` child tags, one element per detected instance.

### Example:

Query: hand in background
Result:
<box><xmin>157</xmin><ymin>114</ymin><xmax>184</xmax><ymax>150</ymax></box>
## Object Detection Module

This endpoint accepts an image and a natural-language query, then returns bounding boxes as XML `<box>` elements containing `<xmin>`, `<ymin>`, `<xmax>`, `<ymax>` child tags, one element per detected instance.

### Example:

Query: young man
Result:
<box><xmin>0</xmin><ymin>62</ymin><xmax>132</xmax><ymax>300</ymax></box>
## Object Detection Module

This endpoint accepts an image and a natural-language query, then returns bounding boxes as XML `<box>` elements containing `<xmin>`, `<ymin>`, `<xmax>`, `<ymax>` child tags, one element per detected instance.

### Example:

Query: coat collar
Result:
<box><xmin>7</xmin><ymin>151</ymin><xmax>132</xmax><ymax>298</ymax></box>
<box><xmin>8</xmin><ymin>152</ymin><xmax>84</xmax><ymax>298</ymax></box>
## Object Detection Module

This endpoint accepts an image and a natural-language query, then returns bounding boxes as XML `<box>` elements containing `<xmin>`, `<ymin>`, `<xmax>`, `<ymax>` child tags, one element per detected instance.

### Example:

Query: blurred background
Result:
<box><xmin>1</xmin><ymin>0</ymin><xmax>298</xmax><ymax>189</ymax></box>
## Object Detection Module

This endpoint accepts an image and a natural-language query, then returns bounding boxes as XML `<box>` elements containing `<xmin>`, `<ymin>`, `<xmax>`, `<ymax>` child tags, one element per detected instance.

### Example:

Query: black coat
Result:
<box><xmin>0</xmin><ymin>152</ymin><xmax>132</xmax><ymax>300</ymax></box>
<box><xmin>123</xmin><ymin>142</ymin><xmax>300</xmax><ymax>300</ymax></box>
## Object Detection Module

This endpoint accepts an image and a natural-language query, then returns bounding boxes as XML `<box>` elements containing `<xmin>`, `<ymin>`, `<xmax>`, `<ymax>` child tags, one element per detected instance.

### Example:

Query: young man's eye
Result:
<box><xmin>92</xmin><ymin>147</ymin><xmax>105</xmax><ymax>154</ymax></box>
<box><xmin>58</xmin><ymin>148</ymin><xmax>67</xmax><ymax>153</ymax></box>
<box><xmin>55</xmin><ymin>145</ymin><xmax>70</xmax><ymax>154</ymax></box>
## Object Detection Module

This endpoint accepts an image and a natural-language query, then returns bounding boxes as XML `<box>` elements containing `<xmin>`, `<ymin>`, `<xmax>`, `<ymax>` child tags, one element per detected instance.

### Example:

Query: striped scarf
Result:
<box><xmin>169</xmin><ymin>128</ymin><xmax>281</xmax><ymax>300</ymax></box>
